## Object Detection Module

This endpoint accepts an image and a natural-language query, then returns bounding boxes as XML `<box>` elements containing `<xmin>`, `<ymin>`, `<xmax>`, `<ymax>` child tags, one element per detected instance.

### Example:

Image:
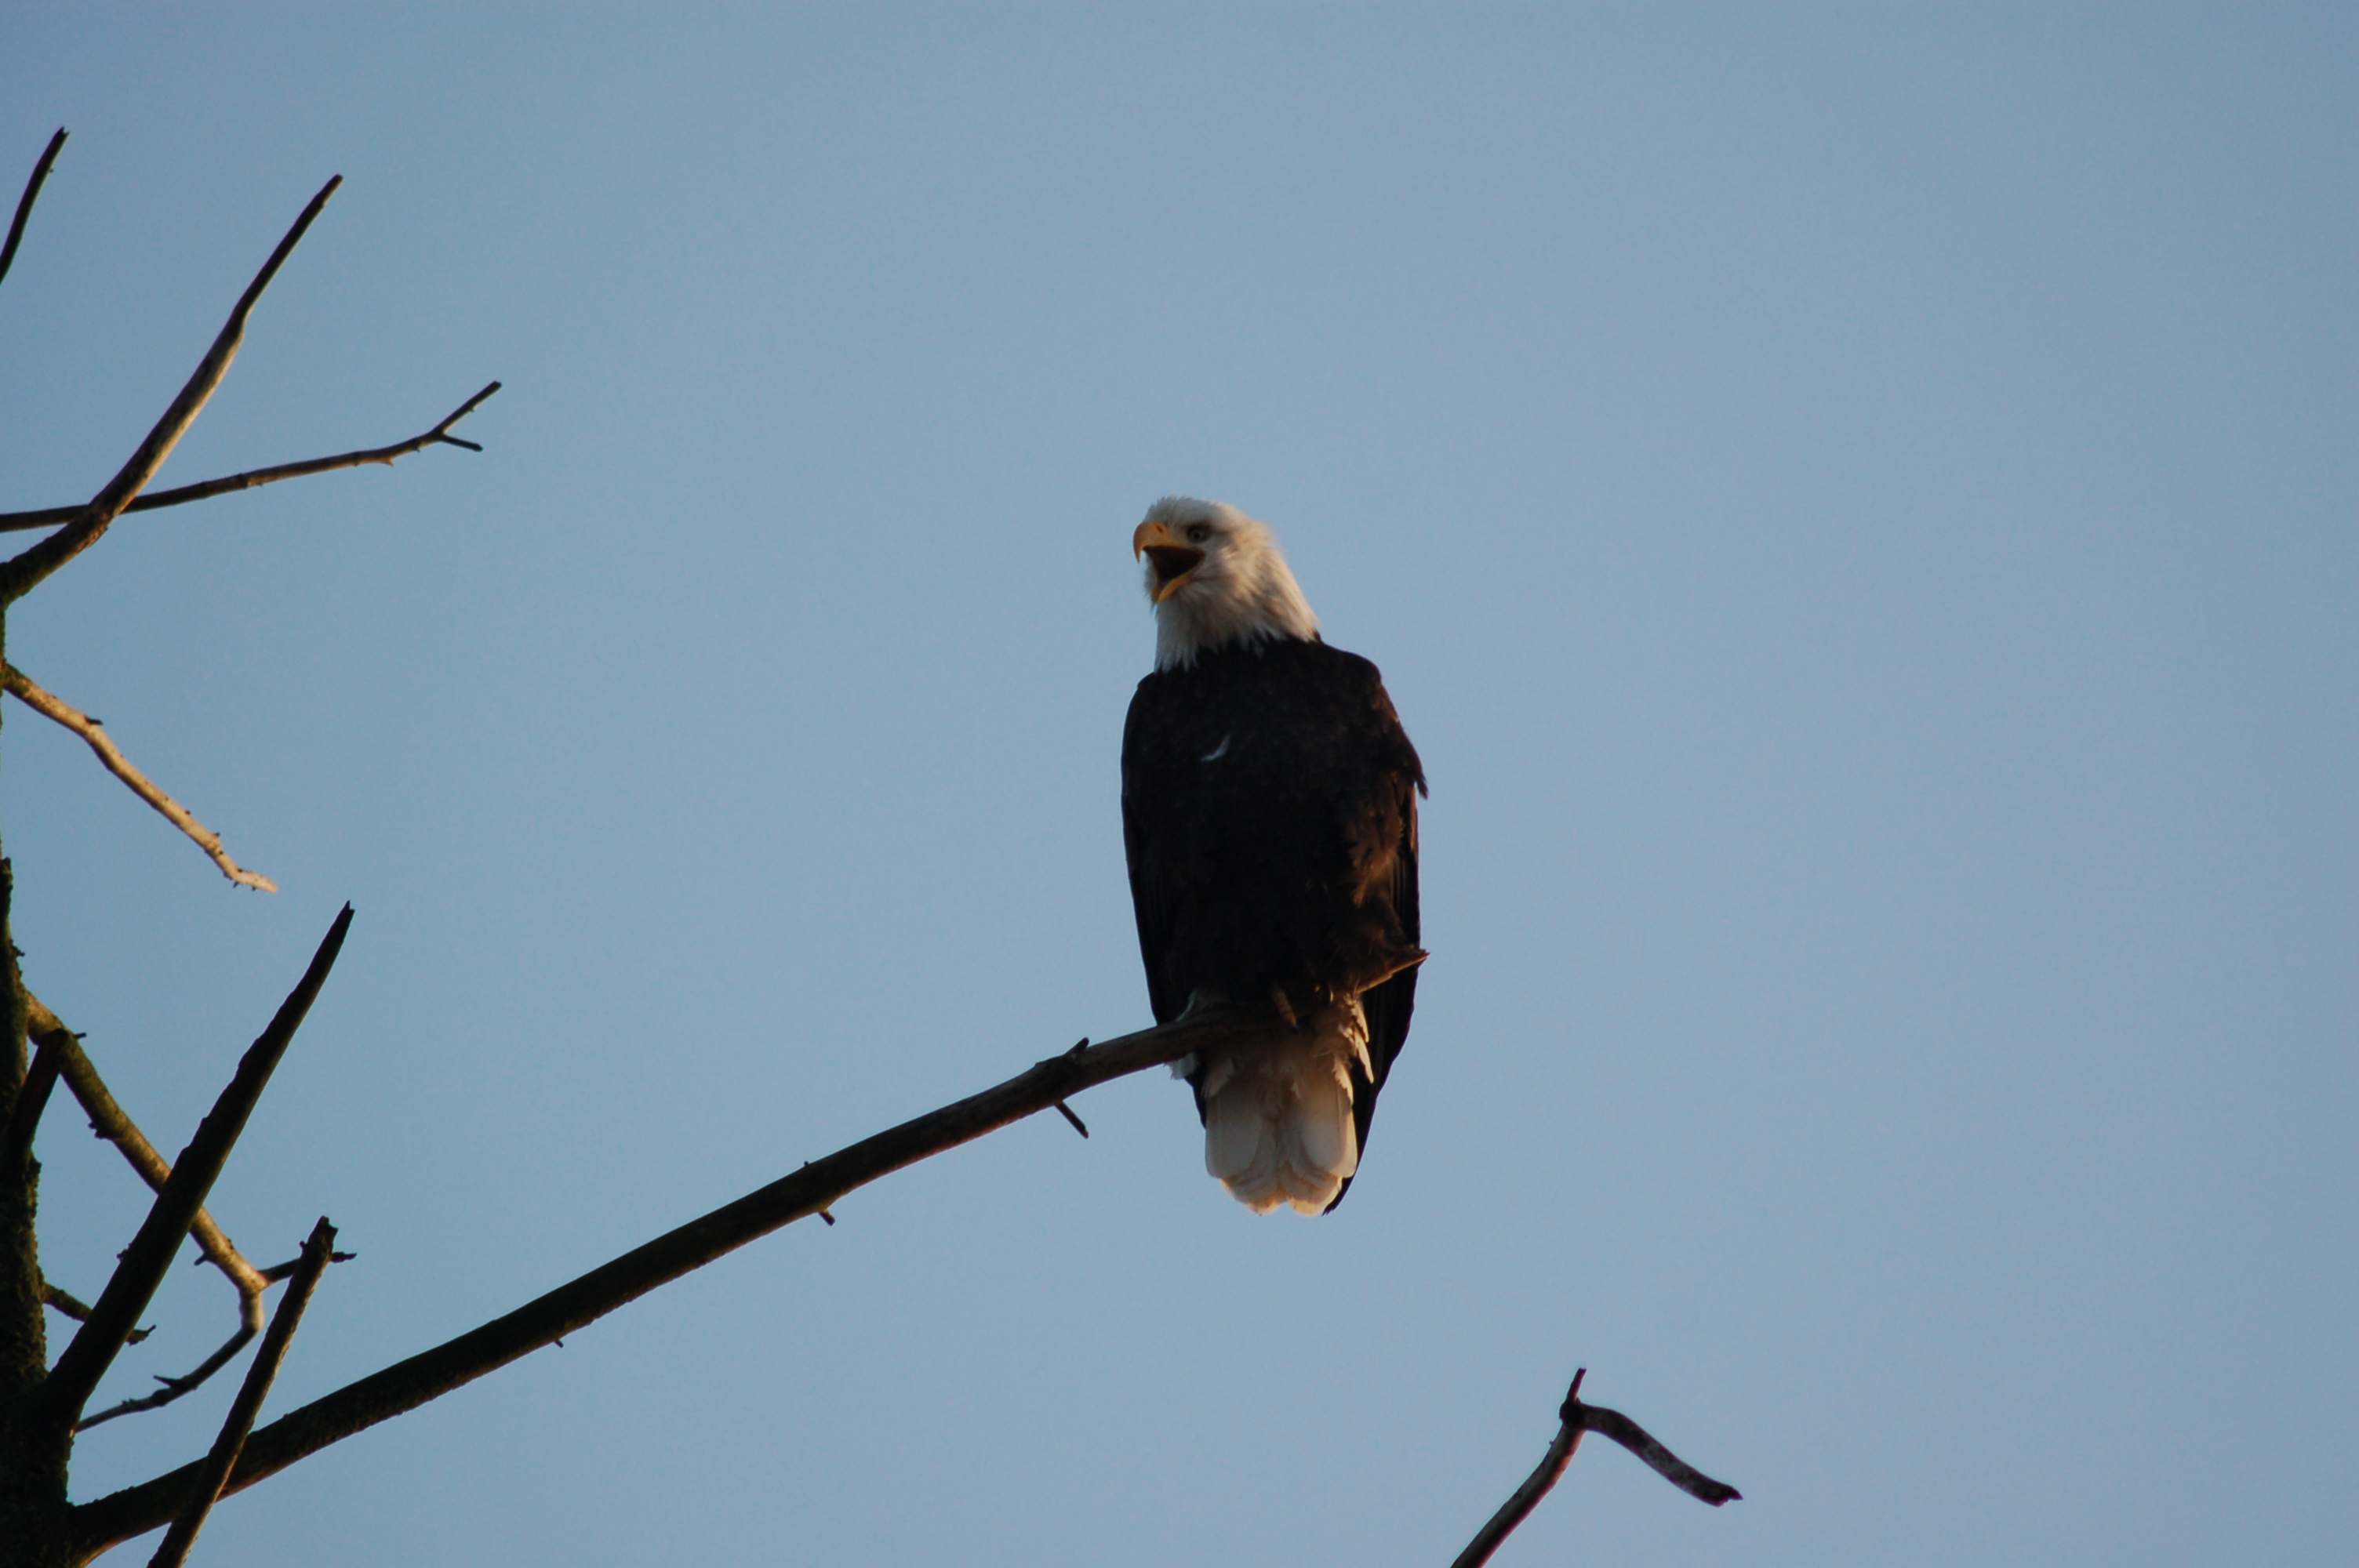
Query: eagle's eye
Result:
<box><xmin>1185</xmin><ymin>523</ymin><xmax>1213</xmax><ymax>544</ymax></box>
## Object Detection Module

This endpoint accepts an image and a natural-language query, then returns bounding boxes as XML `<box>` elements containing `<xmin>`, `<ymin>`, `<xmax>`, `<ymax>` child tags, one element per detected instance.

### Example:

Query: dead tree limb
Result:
<box><xmin>35</xmin><ymin>1283</ymin><xmax>93</xmax><ymax>1324</ymax></box>
<box><xmin>0</xmin><ymin>383</ymin><xmax>501</xmax><ymax>535</ymax></box>
<box><xmin>1450</xmin><ymin>1369</ymin><xmax>1739</xmax><ymax>1568</ymax></box>
<box><xmin>18</xmin><ymin>907</ymin><xmax>350</xmax><ymax>1439</ymax></box>
<box><xmin>78</xmin><ymin>1319</ymin><xmax>262</xmax><ymax>1435</ymax></box>
<box><xmin>34</xmin><ymin>995</ymin><xmax>273</xmax><ymax>1295</ymax></box>
<box><xmin>69</xmin><ymin>1008</ymin><xmax>1259</xmax><ymax>1559</ymax></box>
<box><xmin>35</xmin><ymin>1284</ymin><xmax>149</xmax><ymax>1344</ymax></box>
<box><xmin>1577</xmin><ymin>1399</ymin><xmax>1742</xmax><ymax>1507</ymax></box>
<box><xmin>4</xmin><ymin>666</ymin><xmax>275</xmax><ymax>891</ymax></box>
<box><xmin>1452</xmin><ymin>1370</ymin><xmax>1593</xmax><ymax>1568</ymax></box>
<box><xmin>0</xmin><ymin>1010</ymin><xmax>67</xmax><ymax>1175</ymax></box>
<box><xmin>24</xmin><ymin>993</ymin><xmax>326</xmax><ymax>1429</ymax></box>
<box><xmin>0</xmin><ymin>174</ymin><xmax>340</xmax><ymax>606</ymax></box>
<box><xmin>0</xmin><ymin>128</ymin><xmax>64</xmax><ymax>295</ymax></box>
<box><xmin>146</xmin><ymin>1218</ymin><xmax>336</xmax><ymax>1568</ymax></box>
<box><xmin>30</xmin><ymin>1004</ymin><xmax>344</xmax><ymax>1433</ymax></box>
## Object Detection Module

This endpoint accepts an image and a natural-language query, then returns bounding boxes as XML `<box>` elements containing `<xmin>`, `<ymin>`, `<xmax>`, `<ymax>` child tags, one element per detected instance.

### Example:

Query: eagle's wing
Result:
<box><xmin>1120</xmin><ymin>675</ymin><xmax>1190</xmax><ymax>1026</ymax></box>
<box><xmin>1327</xmin><ymin>662</ymin><xmax>1425</xmax><ymax>1212</ymax></box>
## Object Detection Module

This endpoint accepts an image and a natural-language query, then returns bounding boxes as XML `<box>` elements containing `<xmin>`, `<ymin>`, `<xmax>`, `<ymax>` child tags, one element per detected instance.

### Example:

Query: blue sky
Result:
<box><xmin>2</xmin><ymin>7</ymin><xmax>2351</xmax><ymax>1564</ymax></box>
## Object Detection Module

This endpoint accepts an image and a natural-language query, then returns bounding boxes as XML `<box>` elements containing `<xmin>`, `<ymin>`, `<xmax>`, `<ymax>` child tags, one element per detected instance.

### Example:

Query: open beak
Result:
<box><xmin>1132</xmin><ymin>519</ymin><xmax>1205</xmax><ymax>603</ymax></box>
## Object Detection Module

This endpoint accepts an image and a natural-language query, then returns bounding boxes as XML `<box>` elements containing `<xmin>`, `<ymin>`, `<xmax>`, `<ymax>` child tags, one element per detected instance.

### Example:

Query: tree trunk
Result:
<box><xmin>1</xmin><ymin>607</ymin><xmax>75</xmax><ymax>1568</ymax></box>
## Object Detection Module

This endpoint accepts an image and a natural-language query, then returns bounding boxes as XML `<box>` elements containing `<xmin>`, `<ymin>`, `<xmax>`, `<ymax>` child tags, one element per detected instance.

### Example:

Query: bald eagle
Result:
<box><xmin>1122</xmin><ymin>497</ymin><xmax>1426</xmax><ymax>1214</ymax></box>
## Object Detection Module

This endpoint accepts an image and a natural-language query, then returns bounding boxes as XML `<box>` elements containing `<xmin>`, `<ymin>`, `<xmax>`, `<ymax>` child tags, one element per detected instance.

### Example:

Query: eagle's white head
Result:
<box><xmin>1132</xmin><ymin>496</ymin><xmax>1321</xmax><ymax>671</ymax></box>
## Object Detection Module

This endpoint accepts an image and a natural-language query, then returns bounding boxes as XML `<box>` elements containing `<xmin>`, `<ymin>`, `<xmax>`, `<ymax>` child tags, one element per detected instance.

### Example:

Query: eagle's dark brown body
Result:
<box><xmin>1121</xmin><ymin>634</ymin><xmax>1425</xmax><ymax>1210</ymax></box>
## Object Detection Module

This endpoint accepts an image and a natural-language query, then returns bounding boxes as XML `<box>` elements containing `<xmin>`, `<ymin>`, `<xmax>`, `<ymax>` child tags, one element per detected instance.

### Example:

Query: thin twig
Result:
<box><xmin>0</xmin><ymin>174</ymin><xmax>340</xmax><ymax>605</ymax></box>
<box><xmin>0</xmin><ymin>382</ymin><xmax>501</xmax><ymax>535</ymax></box>
<box><xmin>5</xmin><ymin>665</ymin><xmax>276</xmax><ymax>891</ymax></box>
<box><xmin>78</xmin><ymin>1259</ymin><xmax>352</xmax><ymax>1432</ymax></box>
<box><xmin>71</xmin><ymin>1005</ymin><xmax>1264</xmax><ymax>1556</ymax></box>
<box><xmin>78</xmin><ymin>1323</ymin><xmax>265</xmax><ymax>1434</ymax></box>
<box><xmin>24</xmin><ymin>907</ymin><xmax>351</xmax><ymax>1437</ymax></box>
<box><xmin>38</xmin><ymin>1281</ymin><xmax>149</xmax><ymax>1342</ymax></box>
<box><xmin>0</xmin><ymin>127</ymin><xmax>66</xmax><ymax>294</ymax></box>
<box><xmin>147</xmin><ymin>1218</ymin><xmax>336</xmax><ymax>1568</ymax></box>
<box><xmin>1451</xmin><ymin>1369</ymin><xmax>1739</xmax><ymax>1568</ymax></box>
<box><xmin>260</xmin><ymin>1250</ymin><xmax>353</xmax><ymax>1286</ymax></box>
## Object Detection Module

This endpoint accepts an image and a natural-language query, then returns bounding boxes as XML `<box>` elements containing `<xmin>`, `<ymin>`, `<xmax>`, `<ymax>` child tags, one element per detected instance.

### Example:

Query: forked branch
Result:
<box><xmin>26</xmin><ymin>992</ymin><xmax>353</xmax><ymax>1430</ymax></box>
<box><xmin>0</xmin><ymin>174</ymin><xmax>340</xmax><ymax>604</ymax></box>
<box><xmin>20</xmin><ymin>908</ymin><xmax>351</xmax><ymax>1439</ymax></box>
<box><xmin>147</xmin><ymin>1218</ymin><xmax>337</xmax><ymax>1568</ymax></box>
<box><xmin>69</xmin><ymin>1008</ymin><xmax>1263</xmax><ymax>1559</ymax></box>
<box><xmin>5</xmin><ymin>667</ymin><xmax>276</xmax><ymax>891</ymax></box>
<box><xmin>0</xmin><ymin>383</ymin><xmax>501</xmax><ymax>535</ymax></box>
<box><xmin>73</xmin><ymin>1221</ymin><xmax>352</xmax><ymax>1434</ymax></box>
<box><xmin>1450</xmin><ymin>1369</ymin><xmax>1739</xmax><ymax>1568</ymax></box>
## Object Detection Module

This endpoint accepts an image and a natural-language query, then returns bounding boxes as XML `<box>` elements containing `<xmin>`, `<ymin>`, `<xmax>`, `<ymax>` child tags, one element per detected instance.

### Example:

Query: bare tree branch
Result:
<box><xmin>1577</xmin><ymin>1398</ymin><xmax>1741</xmax><ymax>1507</ymax></box>
<box><xmin>259</xmin><ymin>1249</ymin><xmax>354</xmax><ymax>1286</ymax></box>
<box><xmin>1452</xmin><ymin>1369</ymin><xmax>1592</xmax><ymax>1568</ymax></box>
<box><xmin>19</xmin><ymin>907</ymin><xmax>350</xmax><ymax>1438</ymax></box>
<box><xmin>1451</xmin><ymin>1369</ymin><xmax>1740</xmax><ymax>1568</ymax></box>
<box><xmin>34</xmin><ymin>996</ymin><xmax>272</xmax><ymax>1297</ymax></box>
<box><xmin>5</xmin><ymin>1010</ymin><xmax>167</xmax><ymax>1390</ymax></box>
<box><xmin>4</xmin><ymin>667</ymin><xmax>275</xmax><ymax>891</ymax></box>
<box><xmin>0</xmin><ymin>1011</ymin><xmax>66</xmax><ymax>1175</ymax></box>
<box><xmin>0</xmin><ymin>175</ymin><xmax>340</xmax><ymax>606</ymax></box>
<box><xmin>74</xmin><ymin>1254</ymin><xmax>347</xmax><ymax>1432</ymax></box>
<box><xmin>77</xmin><ymin>1323</ymin><xmax>264</xmax><ymax>1436</ymax></box>
<box><xmin>0</xmin><ymin>383</ymin><xmax>501</xmax><ymax>535</ymax></box>
<box><xmin>147</xmin><ymin>1218</ymin><xmax>336</xmax><ymax>1568</ymax></box>
<box><xmin>35</xmin><ymin>1283</ymin><xmax>149</xmax><ymax>1344</ymax></box>
<box><xmin>69</xmin><ymin>1007</ymin><xmax>1261</xmax><ymax>1559</ymax></box>
<box><xmin>37</xmin><ymin>1283</ymin><xmax>93</xmax><ymax>1324</ymax></box>
<box><xmin>24</xmin><ymin>993</ymin><xmax>318</xmax><ymax>1430</ymax></box>
<box><xmin>0</xmin><ymin>128</ymin><xmax>65</xmax><ymax>295</ymax></box>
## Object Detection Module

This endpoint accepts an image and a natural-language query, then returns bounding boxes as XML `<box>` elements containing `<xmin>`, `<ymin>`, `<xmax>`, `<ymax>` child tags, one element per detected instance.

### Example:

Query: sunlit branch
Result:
<box><xmin>0</xmin><ymin>175</ymin><xmax>340</xmax><ymax>605</ymax></box>
<box><xmin>70</xmin><ymin>1007</ymin><xmax>1261</xmax><ymax>1558</ymax></box>
<box><xmin>5</xmin><ymin>667</ymin><xmax>276</xmax><ymax>891</ymax></box>
<box><xmin>34</xmin><ymin>996</ymin><xmax>271</xmax><ymax>1297</ymax></box>
<box><xmin>0</xmin><ymin>383</ymin><xmax>500</xmax><ymax>535</ymax></box>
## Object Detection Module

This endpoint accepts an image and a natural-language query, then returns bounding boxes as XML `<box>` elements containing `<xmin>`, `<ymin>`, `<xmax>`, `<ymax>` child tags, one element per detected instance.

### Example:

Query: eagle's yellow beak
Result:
<box><xmin>1132</xmin><ymin>518</ymin><xmax>1205</xmax><ymax>604</ymax></box>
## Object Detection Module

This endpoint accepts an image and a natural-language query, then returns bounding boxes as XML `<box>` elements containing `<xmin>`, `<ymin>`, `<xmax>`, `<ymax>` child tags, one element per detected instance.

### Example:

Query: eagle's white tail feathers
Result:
<box><xmin>1200</xmin><ymin>1004</ymin><xmax>1367</xmax><ymax>1215</ymax></box>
